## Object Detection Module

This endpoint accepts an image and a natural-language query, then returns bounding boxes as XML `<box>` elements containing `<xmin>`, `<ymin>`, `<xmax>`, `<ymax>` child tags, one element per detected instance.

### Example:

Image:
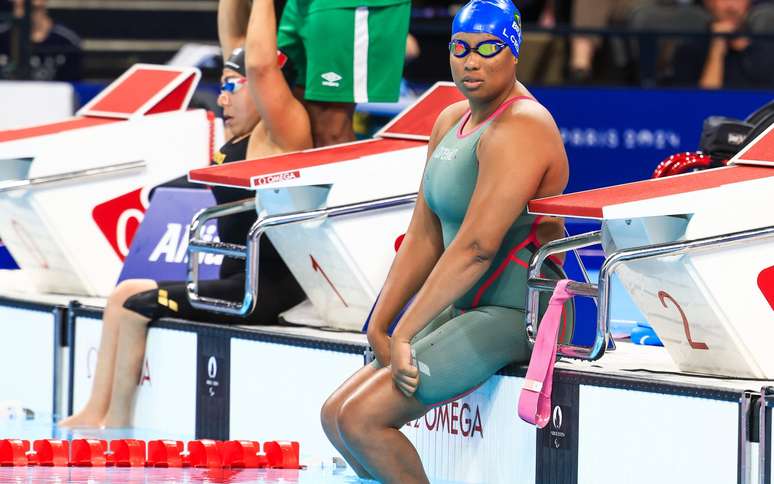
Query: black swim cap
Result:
<box><xmin>224</xmin><ymin>47</ymin><xmax>246</xmax><ymax>76</ymax></box>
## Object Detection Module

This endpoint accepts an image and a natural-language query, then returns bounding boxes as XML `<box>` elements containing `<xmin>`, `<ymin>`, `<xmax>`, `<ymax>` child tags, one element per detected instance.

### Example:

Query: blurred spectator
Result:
<box><xmin>569</xmin><ymin>0</ymin><xmax>661</xmax><ymax>83</ymax></box>
<box><xmin>0</xmin><ymin>0</ymin><xmax>82</xmax><ymax>81</ymax></box>
<box><xmin>672</xmin><ymin>0</ymin><xmax>774</xmax><ymax>88</ymax></box>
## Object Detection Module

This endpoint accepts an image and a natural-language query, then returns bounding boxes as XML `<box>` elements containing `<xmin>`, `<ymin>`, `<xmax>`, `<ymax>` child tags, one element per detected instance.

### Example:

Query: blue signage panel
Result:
<box><xmin>118</xmin><ymin>188</ymin><xmax>223</xmax><ymax>283</ymax></box>
<box><xmin>533</xmin><ymin>87</ymin><xmax>774</xmax><ymax>192</ymax></box>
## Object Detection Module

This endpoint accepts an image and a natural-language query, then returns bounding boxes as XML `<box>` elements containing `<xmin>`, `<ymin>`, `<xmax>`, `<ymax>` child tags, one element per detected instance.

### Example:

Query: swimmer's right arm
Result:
<box><xmin>217</xmin><ymin>0</ymin><xmax>251</xmax><ymax>60</ymax></box>
<box><xmin>245</xmin><ymin>0</ymin><xmax>313</xmax><ymax>152</ymax></box>
<box><xmin>366</xmin><ymin>106</ymin><xmax>462</xmax><ymax>366</ymax></box>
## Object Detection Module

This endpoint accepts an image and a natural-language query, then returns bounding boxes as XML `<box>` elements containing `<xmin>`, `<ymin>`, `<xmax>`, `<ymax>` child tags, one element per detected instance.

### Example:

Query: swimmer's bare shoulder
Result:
<box><xmin>426</xmin><ymin>100</ymin><xmax>469</xmax><ymax>156</ymax></box>
<box><xmin>483</xmin><ymin>97</ymin><xmax>569</xmax><ymax>198</ymax></box>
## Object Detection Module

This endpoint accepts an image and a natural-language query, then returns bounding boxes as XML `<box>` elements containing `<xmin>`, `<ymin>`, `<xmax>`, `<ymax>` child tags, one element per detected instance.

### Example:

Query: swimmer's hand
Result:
<box><xmin>390</xmin><ymin>339</ymin><xmax>419</xmax><ymax>398</ymax></box>
<box><xmin>366</xmin><ymin>328</ymin><xmax>391</xmax><ymax>367</ymax></box>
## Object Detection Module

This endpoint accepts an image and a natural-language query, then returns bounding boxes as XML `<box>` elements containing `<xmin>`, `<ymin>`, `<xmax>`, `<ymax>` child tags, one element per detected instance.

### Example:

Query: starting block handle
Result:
<box><xmin>528</xmin><ymin>222</ymin><xmax>774</xmax><ymax>363</ymax></box>
<box><xmin>0</xmin><ymin>160</ymin><xmax>146</xmax><ymax>193</ymax></box>
<box><xmin>526</xmin><ymin>230</ymin><xmax>604</xmax><ymax>361</ymax></box>
<box><xmin>186</xmin><ymin>197</ymin><xmax>257</xmax><ymax>315</ymax></box>
<box><xmin>186</xmin><ymin>192</ymin><xmax>418</xmax><ymax>317</ymax></box>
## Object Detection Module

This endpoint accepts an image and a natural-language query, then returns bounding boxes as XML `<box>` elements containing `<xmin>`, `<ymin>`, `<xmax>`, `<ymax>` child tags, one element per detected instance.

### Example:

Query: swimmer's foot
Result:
<box><xmin>57</xmin><ymin>411</ymin><xmax>104</xmax><ymax>428</ymax></box>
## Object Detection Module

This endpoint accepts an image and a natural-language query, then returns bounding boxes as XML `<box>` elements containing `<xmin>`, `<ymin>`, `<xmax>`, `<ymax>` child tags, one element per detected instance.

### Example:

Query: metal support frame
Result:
<box><xmin>760</xmin><ymin>386</ymin><xmax>774</xmax><ymax>484</ymax></box>
<box><xmin>187</xmin><ymin>192</ymin><xmax>417</xmax><ymax>316</ymax></box>
<box><xmin>527</xmin><ymin>223</ymin><xmax>774</xmax><ymax>362</ymax></box>
<box><xmin>740</xmin><ymin>390</ymin><xmax>758</xmax><ymax>484</ymax></box>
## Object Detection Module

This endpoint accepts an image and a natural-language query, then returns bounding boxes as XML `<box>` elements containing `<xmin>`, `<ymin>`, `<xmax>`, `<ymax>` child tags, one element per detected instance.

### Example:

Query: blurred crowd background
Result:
<box><xmin>2</xmin><ymin>0</ymin><xmax>773</xmax><ymax>92</ymax></box>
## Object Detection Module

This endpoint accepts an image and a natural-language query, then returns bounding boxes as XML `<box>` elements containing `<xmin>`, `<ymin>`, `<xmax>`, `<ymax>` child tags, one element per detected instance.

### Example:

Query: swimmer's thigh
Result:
<box><xmin>412</xmin><ymin>306</ymin><xmax>530</xmax><ymax>405</ymax></box>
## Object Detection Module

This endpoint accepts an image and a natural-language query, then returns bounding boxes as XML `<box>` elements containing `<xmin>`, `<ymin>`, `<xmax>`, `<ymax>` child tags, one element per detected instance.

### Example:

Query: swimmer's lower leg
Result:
<box><xmin>59</xmin><ymin>281</ymin><xmax>155</xmax><ymax>428</ymax></box>
<box><xmin>57</xmin><ymin>314</ymin><xmax>119</xmax><ymax>427</ymax></box>
<box><xmin>103</xmin><ymin>310</ymin><xmax>152</xmax><ymax>428</ymax></box>
<box><xmin>343</xmin><ymin>422</ymin><xmax>428</xmax><ymax>484</ymax></box>
<box><xmin>321</xmin><ymin>365</ymin><xmax>379</xmax><ymax>479</ymax></box>
<box><xmin>338</xmin><ymin>370</ymin><xmax>429</xmax><ymax>484</ymax></box>
<box><xmin>321</xmin><ymin>420</ymin><xmax>373</xmax><ymax>479</ymax></box>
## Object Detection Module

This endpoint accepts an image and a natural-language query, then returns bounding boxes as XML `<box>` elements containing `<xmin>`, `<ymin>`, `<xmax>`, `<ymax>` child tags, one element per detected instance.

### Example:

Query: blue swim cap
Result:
<box><xmin>452</xmin><ymin>0</ymin><xmax>523</xmax><ymax>59</ymax></box>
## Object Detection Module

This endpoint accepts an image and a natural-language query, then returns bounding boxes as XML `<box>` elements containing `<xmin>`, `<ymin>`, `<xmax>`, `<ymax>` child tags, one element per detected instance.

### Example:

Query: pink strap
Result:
<box><xmin>518</xmin><ymin>279</ymin><xmax>572</xmax><ymax>428</ymax></box>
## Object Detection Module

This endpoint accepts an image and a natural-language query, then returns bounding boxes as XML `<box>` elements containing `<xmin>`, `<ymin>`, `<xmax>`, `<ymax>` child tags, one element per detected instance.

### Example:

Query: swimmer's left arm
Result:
<box><xmin>218</xmin><ymin>0</ymin><xmax>250</xmax><ymax>60</ymax></box>
<box><xmin>391</xmin><ymin>108</ymin><xmax>566</xmax><ymax>349</ymax></box>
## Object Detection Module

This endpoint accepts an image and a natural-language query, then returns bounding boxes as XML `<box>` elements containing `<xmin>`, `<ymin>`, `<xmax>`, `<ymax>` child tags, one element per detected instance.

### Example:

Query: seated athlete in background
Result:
<box><xmin>59</xmin><ymin>1</ymin><xmax>313</xmax><ymax>428</ymax></box>
<box><xmin>320</xmin><ymin>0</ymin><xmax>574</xmax><ymax>482</ymax></box>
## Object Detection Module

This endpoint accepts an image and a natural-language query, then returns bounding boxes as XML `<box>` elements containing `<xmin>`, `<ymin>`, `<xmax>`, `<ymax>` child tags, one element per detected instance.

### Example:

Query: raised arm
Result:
<box><xmin>244</xmin><ymin>0</ymin><xmax>312</xmax><ymax>152</ymax></box>
<box><xmin>218</xmin><ymin>0</ymin><xmax>251</xmax><ymax>60</ymax></box>
<box><xmin>365</xmin><ymin>104</ymin><xmax>466</xmax><ymax>366</ymax></box>
<box><xmin>390</xmin><ymin>103</ymin><xmax>568</xmax><ymax>395</ymax></box>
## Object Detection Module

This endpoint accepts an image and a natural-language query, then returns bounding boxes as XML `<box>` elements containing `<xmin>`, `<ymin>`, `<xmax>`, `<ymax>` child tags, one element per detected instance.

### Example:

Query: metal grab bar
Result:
<box><xmin>186</xmin><ymin>192</ymin><xmax>418</xmax><ymax>316</ymax></box>
<box><xmin>186</xmin><ymin>197</ymin><xmax>259</xmax><ymax>314</ymax></box>
<box><xmin>0</xmin><ymin>160</ymin><xmax>146</xmax><ymax>193</ymax></box>
<box><xmin>526</xmin><ymin>231</ymin><xmax>603</xmax><ymax>360</ymax></box>
<box><xmin>527</xmin><ymin>222</ymin><xmax>774</xmax><ymax>362</ymax></box>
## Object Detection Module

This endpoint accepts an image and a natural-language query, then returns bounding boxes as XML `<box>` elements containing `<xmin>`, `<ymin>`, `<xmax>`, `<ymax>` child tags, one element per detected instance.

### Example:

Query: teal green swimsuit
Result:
<box><xmin>408</xmin><ymin>96</ymin><xmax>574</xmax><ymax>405</ymax></box>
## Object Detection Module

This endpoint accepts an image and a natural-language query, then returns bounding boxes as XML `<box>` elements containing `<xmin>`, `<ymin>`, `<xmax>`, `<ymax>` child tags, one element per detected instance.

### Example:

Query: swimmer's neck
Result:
<box><xmin>467</xmin><ymin>81</ymin><xmax>523</xmax><ymax>126</ymax></box>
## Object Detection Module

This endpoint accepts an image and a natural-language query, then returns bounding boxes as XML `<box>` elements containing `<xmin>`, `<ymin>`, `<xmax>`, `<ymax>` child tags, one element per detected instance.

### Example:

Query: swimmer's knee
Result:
<box><xmin>108</xmin><ymin>280</ymin><xmax>155</xmax><ymax>308</ymax></box>
<box><xmin>320</xmin><ymin>394</ymin><xmax>341</xmax><ymax>436</ymax></box>
<box><xmin>337</xmin><ymin>397</ymin><xmax>370</xmax><ymax>444</ymax></box>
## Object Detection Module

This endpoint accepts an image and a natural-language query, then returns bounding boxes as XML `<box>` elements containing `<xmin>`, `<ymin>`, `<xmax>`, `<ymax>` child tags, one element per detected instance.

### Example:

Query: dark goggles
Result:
<box><xmin>449</xmin><ymin>39</ymin><xmax>508</xmax><ymax>58</ymax></box>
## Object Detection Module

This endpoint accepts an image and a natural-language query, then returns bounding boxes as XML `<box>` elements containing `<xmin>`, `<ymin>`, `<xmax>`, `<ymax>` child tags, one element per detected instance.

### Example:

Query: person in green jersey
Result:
<box><xmin>320</xmin><ymin>0</ymin><xmax>574</xmax><ymax>482</ymax></box>
<box><xmin>220</xmin><ymin>0</ymin><xmax>410</xmax><ymax>147</ymax></box>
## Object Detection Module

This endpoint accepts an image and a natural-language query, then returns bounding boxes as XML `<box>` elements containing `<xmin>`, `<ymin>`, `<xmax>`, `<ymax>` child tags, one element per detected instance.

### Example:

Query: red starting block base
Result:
<box><xmin>0</xmin><ymin>438</ymin><xmax>301</xmax><ymax>469</ymax></box>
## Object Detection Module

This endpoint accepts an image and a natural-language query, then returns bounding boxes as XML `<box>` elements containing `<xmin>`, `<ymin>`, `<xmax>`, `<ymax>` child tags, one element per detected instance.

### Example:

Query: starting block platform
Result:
<box><xmin>0</xmin><ymin>290</ymin><xmax>771</xmax><ymax>484</ymax></box>
<box><xmin>0</xmin><ymin>64</ymin><xmax>216</xmax><ymax>298</ymax></box>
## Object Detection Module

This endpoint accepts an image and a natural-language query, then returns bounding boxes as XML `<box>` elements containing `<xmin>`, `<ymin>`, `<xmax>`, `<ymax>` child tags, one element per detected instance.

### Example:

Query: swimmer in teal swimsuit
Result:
<box><xmin>321</xmin><ymin>1</ymin><xmax>573</xmax><ymax>481</ymax></box>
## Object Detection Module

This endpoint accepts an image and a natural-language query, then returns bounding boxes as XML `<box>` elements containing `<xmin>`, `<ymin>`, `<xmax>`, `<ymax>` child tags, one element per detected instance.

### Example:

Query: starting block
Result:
<box><xmin>187</xmin><ymin>83</ymin><xmax>464</xmax><ymax>329</ymax></box>
<box><xmin>0</xmin><ymin>64</ymin><xmax>215</xmax><ymax>297</ymax></box>
<box><xmin>526</xmin><ymin>122</ymin><xmax>774</xmax><ymax>378</ymax></box>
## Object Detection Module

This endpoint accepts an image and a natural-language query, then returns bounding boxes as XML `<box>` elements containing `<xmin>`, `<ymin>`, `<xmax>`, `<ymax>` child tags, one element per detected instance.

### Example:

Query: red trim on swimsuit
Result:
<box><xmin>456</xmin><ymin>95</ymin><xmax>534</xmax><ymax>139</ymax></box>
<box><xmin>471</xmin><ymin>216</ymin><xmax>563</xmax><ymax>308</ymax></box>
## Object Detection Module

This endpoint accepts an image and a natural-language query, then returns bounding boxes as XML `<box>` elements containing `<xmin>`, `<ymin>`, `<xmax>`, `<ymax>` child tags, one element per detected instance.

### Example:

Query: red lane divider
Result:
<box><xmin>71</xmin><ymin>439</ymin><xmax>109</xmax><ymax>467</ymax></box>
<box><xmin>0</xmin><ymin>439</ymin><xmax>29</xmax><ymax>466</ymax></box>
<box><xmin>110</xmin><ymin>439</ymin><xmax>146</xmax><ymax>467</ymax></box>
<box><xmin>32</xmin><ymin>439</ymin><xmax>69</xmax><ymax>467</ymax></box>
<box><xmin>147</xmin><ymin>440</ymin><xmax>185</xmax><ymax>468</ymax></box>
<box><xmin>264</xmin><ymin>441</ymin><xmax>301</xmax><ymax>469</ymax></box>
<box><xmin>0</xmin><ymin>438</ymin><xmax>301</xmax><ymax>469</ymax></box>
<box><xmin>187</xmin><ymin>439</ymin><xmax>223</xmax><ymax>468</ymax></box>
<box><xmin>222</xmin><ymin>440</ymin><xmax>265</xmax><ymax>468</ymax></box>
